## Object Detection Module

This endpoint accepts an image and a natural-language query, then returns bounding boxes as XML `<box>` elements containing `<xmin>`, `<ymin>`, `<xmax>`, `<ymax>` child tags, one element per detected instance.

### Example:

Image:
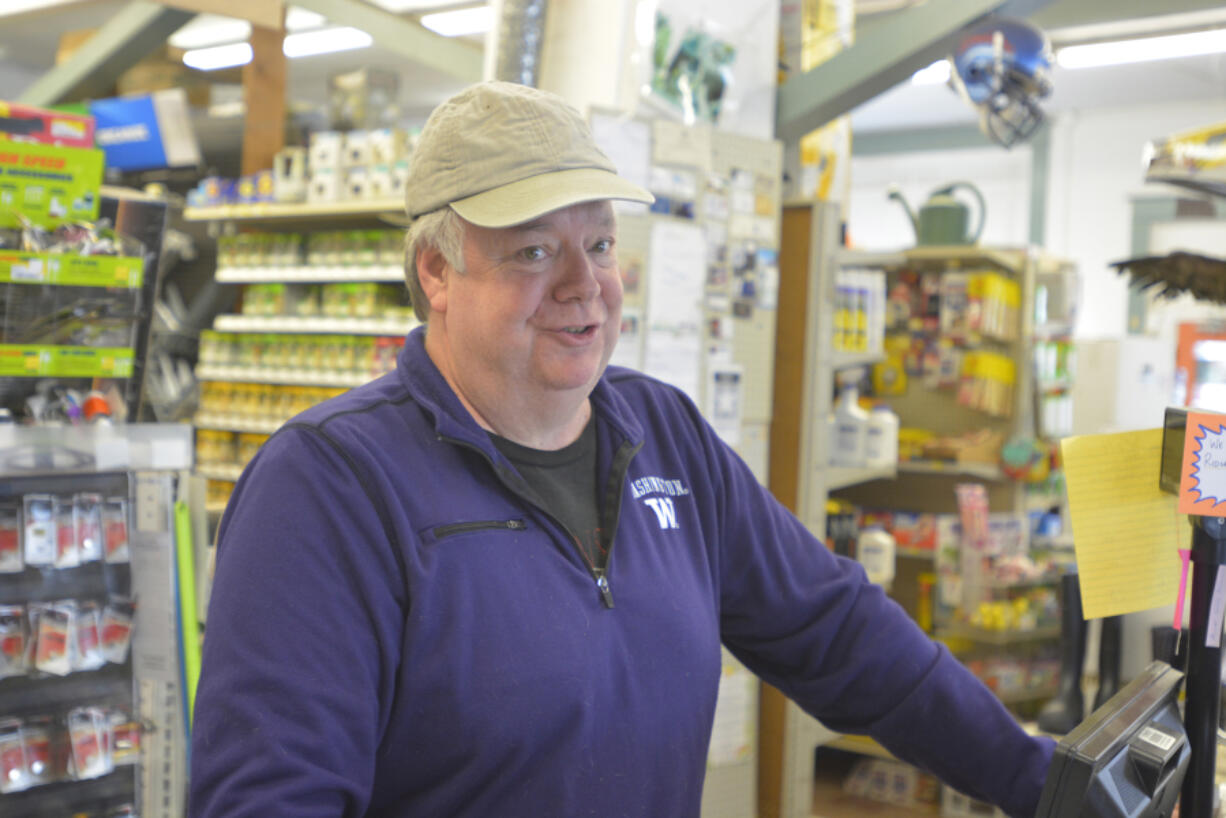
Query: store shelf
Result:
<box><xmin>212</xmin><ymin>314</ymin><xmax>418</xmax><ymax>335</ymax></box>
<box><xmin>0</xmin><ymin>344</ymin><xmax>135</xmax><ymax>378</ymax></box>
<box><xmin>197</xmin><ymin>463</ymin><xmax>244</xmax><ymax>482</ymax></box>
<box><xmin>827</xmin><ymin>464</ymin><xmax>898</xmax><ymax>490</ymax></box>
<box><xmin>0</xmin><ymin>251</ymin><xmax>143</xmax><ymax>288</ymax></box>
<box><xmin>215</xmin><ymin>265</ymin><xmax>404</xmax><ymax>283</ymax></box>
<box><xmin>831</xmin><ymin>349</ymin><xmax>887</xmax><ymax>370</ymax></box>
<box><xmin>896</xmin><ymin>460</ymin><xmax>1007</xmax><ymax>482</ymax></box>
<box><xmin>195</xmin><ymin>364</ymin><xmax>375</xmax><ymax>387</ymax></box>
<box><xmin>192</xmin><ymin>414</ymin><xmax>283</xmax><ymax>434</ymax></box>
<box><xmin>935</xmin><ymin>623</ymin><xmax>1060</xmax><ymax>645</ymax></box>
<box><xmin>183</xmin><ymin>199</ymin><xmax>404</xmax><ymax>224</ymax></box>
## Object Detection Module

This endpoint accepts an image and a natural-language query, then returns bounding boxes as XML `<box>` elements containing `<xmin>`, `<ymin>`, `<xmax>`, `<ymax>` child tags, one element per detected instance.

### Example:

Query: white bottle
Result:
<box><xmin>857</xmin><ymin>525</ymin><xmax>896</xmax><ymax>588</ymax></box>
<box><xmin>864</xmin><ymin>405</ymin><xmax>900</xmax><ymax>468</ymax></box>
<box><xmin>829</xmin><ymin>378</ymin><xmax>868</xmax><ymax>467</ymax></box>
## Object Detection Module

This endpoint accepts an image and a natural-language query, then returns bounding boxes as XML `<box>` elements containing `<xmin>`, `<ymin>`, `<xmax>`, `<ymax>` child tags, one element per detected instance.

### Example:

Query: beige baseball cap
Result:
<box><xmin>404</xmin><ymin>81</ymin><xmax>653</xmax><ymax>228</ymax></box>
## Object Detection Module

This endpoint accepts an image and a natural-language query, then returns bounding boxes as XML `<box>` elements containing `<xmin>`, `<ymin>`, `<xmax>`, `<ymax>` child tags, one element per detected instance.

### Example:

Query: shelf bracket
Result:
<box><xmin>774</xmin><ymin>0</ymin><xmax>1059</xmax><ymax>144</ymax></box>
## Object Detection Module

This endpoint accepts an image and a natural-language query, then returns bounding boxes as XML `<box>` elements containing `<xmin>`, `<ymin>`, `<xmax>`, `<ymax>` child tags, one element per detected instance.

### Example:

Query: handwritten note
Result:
<box><xmin>1062</xmin><ymin>429</ymin><xmax>1185</xmax><ymax>619</ymax></box>
<box><xmin>1177</xmin><ymin>411</ymin><xmax>1226</xmax><ymax>514</ymax></box>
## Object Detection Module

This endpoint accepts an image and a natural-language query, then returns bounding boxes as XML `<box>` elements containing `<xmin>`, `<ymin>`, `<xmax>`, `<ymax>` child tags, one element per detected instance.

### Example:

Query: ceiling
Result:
<box><xmin>2</xmin><ymin>0</ymin><xmax>1225</xmax><ymax>158</ymax></box>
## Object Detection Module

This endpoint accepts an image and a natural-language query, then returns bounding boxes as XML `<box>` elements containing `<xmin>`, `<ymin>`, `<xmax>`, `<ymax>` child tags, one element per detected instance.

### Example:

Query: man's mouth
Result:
<box><xmin>561</xmin><ymin>325</ymin><xmax>597</xmax><ymax>336</ymax></box>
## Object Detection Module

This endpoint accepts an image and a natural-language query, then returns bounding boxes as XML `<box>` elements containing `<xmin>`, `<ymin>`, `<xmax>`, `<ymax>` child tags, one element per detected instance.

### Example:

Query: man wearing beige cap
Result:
<box><xmin>190</xmin><ymin>82</ymin><xmax>1053</xmax><ymax>818</ymax></box>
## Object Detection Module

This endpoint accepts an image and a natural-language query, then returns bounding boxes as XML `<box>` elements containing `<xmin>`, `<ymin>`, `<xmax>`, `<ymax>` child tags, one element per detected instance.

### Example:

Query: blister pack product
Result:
<box><xmin>0</xmin><ymin>502</ymin><xmax>21</xmax><ymax>573</ymax></box>
<box><xmin>35</xmin><ymin>604</ymin><xmax>72</xmax><ymax>676</ymax></box>
<box><xmin>24</xmin><ymin>602</ymin><xmax>48</xmax><ymax>671</ymax></box>
<box><xmin>102</xmin><ymin>496</ymin><xmax>130</xmax><ymax>564</ymax></box>
<box><xmin>100</xmin><ymin>601</ymin><xmax>134</xmax><ymax>665</ymax></box>
<box><xmin>0</xmin><ymin>717</ymin><xmax>30</xmax><ymax>793</ymax></box>
<box><xmin>67</xmin><ymin>707</ymin><xmax>113</xmax><ymax>780</ymax></box>
<box><xmin>0</xmin><ymin>604</ymin><xmax>26</xmax><ymax>679</ymax></box>
<box><xmin>74</xmin><ymin>493</ymin><xmax>103</xmax><ymax>563</ymax></box>
<box><xmin>75</xmin><ymin>600</ymin><xmax>104</xmax><ymax>671</ymax></box>
<box><xmin>54</xmin><ymin>497</ymin><xmax>79</xmax><ymax>568</ymax></box>
<box><xmin>109</xmin><ymin>712</ymin><xmax>141</xmax><ymax>767</ymax></box>
<box><xmin>21</xmin><ymin>716</ymin><xmax>53</xmax><ymax>786</ymax></box>
<box><xmin>22</xmin><ymin>494</ymin><xmax>55</xmax><ymax>566</ymax></box>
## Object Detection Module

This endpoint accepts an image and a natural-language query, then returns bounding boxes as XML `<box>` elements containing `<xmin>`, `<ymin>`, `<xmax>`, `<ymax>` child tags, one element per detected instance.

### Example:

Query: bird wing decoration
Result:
<box><xmin>1111</xmin><ymin>251</ymin><xmax>1226</xmax><ymax>304</ymax></box>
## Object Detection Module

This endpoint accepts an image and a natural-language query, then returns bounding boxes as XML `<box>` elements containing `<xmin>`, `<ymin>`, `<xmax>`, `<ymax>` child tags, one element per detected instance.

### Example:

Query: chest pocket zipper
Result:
<box><xmin>431</xmin><ymin>518</ymin><xmax>527</xmax><ymax>540</ymax></box>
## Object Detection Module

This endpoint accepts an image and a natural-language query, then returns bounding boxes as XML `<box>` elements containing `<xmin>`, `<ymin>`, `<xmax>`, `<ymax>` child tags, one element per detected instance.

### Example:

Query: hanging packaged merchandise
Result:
<box><xmin>101</xmin><ymin>600</ymin><xmax>134</xmax><ymax>665</ymax></box>
<box><xmin>0</xmin><ymin>605</ymin><xmax>25</xmax><ymax>679</ymax></box>
<box><xmin>20</xmin><ymin>715</ymin><xmax>53</xmax><ymax>786</ymax></box>
<box><xmin>67</xmin><ymin>706</ymin><xmax>113</xmax><ymax>780</ymax></box>
<box><xmin>856</xmin><ymin>525</ymin><xmax>897</xmax><ymax>588</ymax></box>
<box><xmin>0</xmin><ymin>501</ymin><xmax>20</xmax><ymax>573</ymax></box>
<box><xmin>108</xmin><ymin>712</ymin><xmax>141</xmax><ymax>766</ymax></box>
<box><xmin>35</xmin><ymin>603</ymin><xmax>72</xmax><ymax>676</ymax></box>
<box><xmin>75</xmin><ymin>600</ymin><xmax>104</xmax><ymax>671</ymax></box>
<box><xmin>103</xmin><ymin>496</ymin><xmax>130</xmax><ymax>563</ymax></box>
<box><xmin>54</xmin><ymin>496</ymin><xmax>79</xmax><ymax>569</ymax></box>
<box><xmin>864</xmin><ymin>405</ymin><xmax>901</xmax><ymax>468</ymax></box>
<box><xmin>22</xmin><ymin>493</ymin><xmax>55</xmax><ymax>566</ymax></box>
<box><xmin>74</xmin><ymin>492</ymin><xmax>104</xmax><ymax>562</ymax></box>
<box><xmin>0</xmin><ymin>717</ymin><xmax>30</xmax><ymax>793</ymax></box>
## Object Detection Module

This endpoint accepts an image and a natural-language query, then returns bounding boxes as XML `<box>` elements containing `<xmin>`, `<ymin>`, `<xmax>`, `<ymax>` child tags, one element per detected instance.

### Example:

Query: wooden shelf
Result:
<box><xmin>827</xmin><ymin>464</ymin><xmax>898</xmax><ymax>490</ymax></box>
<box><xmin>216</xmin><ymin>265</ymin><xmax>404</xmax><ymax>283</ymax></box>
<box><xmin>213</xmin><ymin>314</ymin><xmax>417</xmax><ymax>335</ymax></box>
<box><xmin>896</xmin><ymin>460</ymin><xmax>1007</xmax><ymax>482</ymax></box>
<box><xmin>184</xmin><ymin>199</ymin><xmax>404</xmax><ymax>224</ymax></box>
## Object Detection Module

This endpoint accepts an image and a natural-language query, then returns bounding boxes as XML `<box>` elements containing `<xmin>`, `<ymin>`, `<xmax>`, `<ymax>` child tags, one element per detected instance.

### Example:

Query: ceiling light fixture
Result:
<box><xmin>911</xmin><ymin>60</ymin><xmax>951</xmax><ymax>86</ymax></box>
<box><xmin>182</xmin><ymin>42</ymin><xmax>254</xmax><ymax>71</ymax></box>
<box><xmin>421</xmin><ymin>5</ymin><xmax>494</xmax><ymax>37</ymax></box>
<box><xmin>282</xmin><ymin>26</ymin><xmax>374</xmax><ymax>58</ymax></box>
<box><xmin>1057</xmin><ymin>27</ymin><xmax>1226</xmax><ymax>69</ymax></box>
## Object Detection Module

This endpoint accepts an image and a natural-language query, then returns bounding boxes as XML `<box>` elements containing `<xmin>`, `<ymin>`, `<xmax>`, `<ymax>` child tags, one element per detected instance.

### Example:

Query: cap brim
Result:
<box><xmin>448</xmin><ymin>167</ymin><xmax>654</xmax><ymax>228</ymax></box>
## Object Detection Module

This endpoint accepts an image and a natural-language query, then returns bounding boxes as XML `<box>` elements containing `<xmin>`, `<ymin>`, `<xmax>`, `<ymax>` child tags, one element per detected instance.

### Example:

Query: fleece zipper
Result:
<box><xmin>440</xmin><ymin>434</ymin><xmax>640</xmax><ymax>609</ymax></box>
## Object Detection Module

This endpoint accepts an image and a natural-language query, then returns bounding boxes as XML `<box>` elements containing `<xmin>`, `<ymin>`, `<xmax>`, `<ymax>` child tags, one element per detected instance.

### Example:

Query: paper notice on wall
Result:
<box><xmin>644</xmin><ymin>221</ymin><xmax>705</xmax><ymax>401</ymax></box>
<box><xmin>707</xmin><ymin>661</ymin><xmax>755</xmax><ymax>767</ymax></box>
<box><xmin>589</xmin><ymin>109</ymin><xmax>651</xmax><ymax>215</ymax></box>
<box><xmin>609</xmin><ymin>308</ymin><xmax>643</xmax><ymax>370</ymax></box>
<box><xmin>653</xmin><ymin>119</ymin><xmax>712</xmax><ymax>171</ymax></box>
<box><xmin>707</xmin><ymin>363</ymin><xmax>743</xmax><ymax>446</ymax></box>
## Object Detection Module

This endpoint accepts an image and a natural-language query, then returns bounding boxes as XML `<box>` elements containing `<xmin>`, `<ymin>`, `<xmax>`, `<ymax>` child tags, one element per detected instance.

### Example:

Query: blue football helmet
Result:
<box><xmin>950</xmin><ymin>17</ymin><xmax>1054</xmax><ymax>148</ymax></box>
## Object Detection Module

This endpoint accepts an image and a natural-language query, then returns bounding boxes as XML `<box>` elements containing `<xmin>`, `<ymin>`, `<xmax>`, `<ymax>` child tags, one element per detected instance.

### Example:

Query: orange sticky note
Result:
<box><xmin>1177</xmin><ymin>411</ymin><xmax>1226</xmax><ymax>515</ymax></box>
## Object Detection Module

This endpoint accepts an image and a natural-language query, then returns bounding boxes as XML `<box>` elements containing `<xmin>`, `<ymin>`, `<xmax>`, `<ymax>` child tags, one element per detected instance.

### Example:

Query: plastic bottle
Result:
<box><xmin>856</xmin><ymin>525</ymin><xmax>896</xmax><ymax>588</ymax></box>
<box><xmin>829</xmin><ymin>376</ymin><xmax>868</xmax><ymax>467</ymax></box>
<box><xmin>864</xmin><ymin>404</ymin><xmax>900</xmax><ymax>468</ymax></box>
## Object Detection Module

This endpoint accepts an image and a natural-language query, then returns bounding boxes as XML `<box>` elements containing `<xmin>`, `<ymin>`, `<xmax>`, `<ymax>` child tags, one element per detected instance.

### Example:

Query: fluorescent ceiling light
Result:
<box><xmin>170</xmin><ymin>15</ymin><xmax>252</xmax><ymax>50</ymax></box>
<box><xmin>285</xmin><ymin>7</ymin><xmax>326</xmax><ymax>31</ymax></box>
<box><xmin>182</xmin><ymin>42</ymin><xmax>253</xmax><ymax>71</ymax></box>
<box><xmin>1057</xmin><ymin>27</ymin><xmax>1226</xmax><ymax>69</ymax></box>
<box><xmin>282</xmin><ymin>26</ymin><xmax>373</xmax><ymax>58</ymax></box>
<box><xmin>0</xmin><ymin>0</ymin><xmax>75</xmax><ymax>16</ymax></box>
<box><xmin>421</xmin><ymin>5</ymin><xmax>493</xmax><ymax>37</ymax></box>
<box><xmin>911</xmin><ymin>60</ymin><xmax>951</xmax><ymax>86</ymax></box>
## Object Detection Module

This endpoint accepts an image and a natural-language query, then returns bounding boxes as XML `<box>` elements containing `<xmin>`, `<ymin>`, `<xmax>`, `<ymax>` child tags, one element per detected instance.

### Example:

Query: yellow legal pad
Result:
<box><xmin>1061</xmin><ymin>429</ymin><xmax>1185</xmax><ymax>619</ymax></box>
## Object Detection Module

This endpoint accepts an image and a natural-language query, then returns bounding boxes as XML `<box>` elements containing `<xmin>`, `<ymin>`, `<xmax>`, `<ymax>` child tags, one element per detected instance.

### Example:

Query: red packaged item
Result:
<box><xmin>35</xmin><ymin>605</ymin><xmax>71</xmax><ymax>676</ymax></box>
<box><xmin>54</xmin><ymin>497</ymin><xmax>79</xmax><ymax>568</ymax></box>
<box><xmin>21</xmin><ymin>716</ymin><xmax>54</xmax><ymax>786</ymax></box>
<box><xmin>0</xmin><ymin>101</ymin><xmax>94</xmax><ymax>147</ymax></box>
<box><xmin>74</xmin><ymin>493</ymin><xmax>103</xmax><ymax>563</ymax></box>
<box><xmin>0</xmin><ymin>717</ymin><xmax>29</xmax><ymax>793</ymax></box>
<box><xmin>0</xmin><ymin>502</ymin><xmax>20</xmax><ymax>573</ymax></box>
<box><xmin>103</xmin><ymin>497</ymin><xmax>130</xmax><ymax>564</ymax></box>
<box><xmin>75</xmin><ymin>601</ymin><xmax>104</xmax><ymax>671</ymax></box>
<box><xmin>101</xmin><ymin>601</ymin><xmax>134</xmax><ymax>665</ymax></box>
<box><xmin>0</xmin><ymin>604</ymin><xmax>25</xmax><ymax>679</ymax></box>
<box><xmin>67</xmin><ymin>707</ymin><xmax>112</xmax><ymax>780</ymax></box>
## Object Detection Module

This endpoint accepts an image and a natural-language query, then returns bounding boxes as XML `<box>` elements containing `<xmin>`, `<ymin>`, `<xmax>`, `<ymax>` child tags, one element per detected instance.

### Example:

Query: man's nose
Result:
<box><xmin>554</xmin><ymin>245</ymin><xmax>601</xmax><ymax>302</ymax></box>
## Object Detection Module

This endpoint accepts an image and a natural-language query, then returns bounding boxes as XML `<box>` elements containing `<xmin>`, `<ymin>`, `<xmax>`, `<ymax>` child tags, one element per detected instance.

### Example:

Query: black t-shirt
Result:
<box><xmin>490</xmin><ymin>416</ymin><xmax>605</xmax><ymax>570</ymax></box>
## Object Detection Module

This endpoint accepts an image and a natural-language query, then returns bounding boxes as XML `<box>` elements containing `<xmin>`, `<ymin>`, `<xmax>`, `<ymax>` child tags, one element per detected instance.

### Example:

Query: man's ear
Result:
<box><xmin>416</xmin><ymin>245</ymin><xmax>450</xmax><ymax>315</ymax></box>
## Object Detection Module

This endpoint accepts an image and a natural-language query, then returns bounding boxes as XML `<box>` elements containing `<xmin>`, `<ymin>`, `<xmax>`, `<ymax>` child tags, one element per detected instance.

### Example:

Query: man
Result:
<box><xmin>189</xmin><ymin>81</ymin><xmax>1053</xmax><ymax>818</ymax></box>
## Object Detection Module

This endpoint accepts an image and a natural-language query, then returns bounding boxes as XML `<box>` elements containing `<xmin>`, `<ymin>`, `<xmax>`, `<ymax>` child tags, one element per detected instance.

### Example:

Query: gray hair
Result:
<box><xmin>404</xmin><ymin>207</ymin><xmax>466</xmax><ymax>322</ymax></box>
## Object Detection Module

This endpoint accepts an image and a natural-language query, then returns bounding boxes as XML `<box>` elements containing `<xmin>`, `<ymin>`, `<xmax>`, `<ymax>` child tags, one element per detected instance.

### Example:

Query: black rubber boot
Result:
<box><xmin>1038</xmin><ymin>572</ymin><xmax>1087</xmax><ymax>734</ymax></box>
<box><xmin>1092</xmin><ymin>615</ymin><xmax>1123</xmax><ymax>710</ymax></box>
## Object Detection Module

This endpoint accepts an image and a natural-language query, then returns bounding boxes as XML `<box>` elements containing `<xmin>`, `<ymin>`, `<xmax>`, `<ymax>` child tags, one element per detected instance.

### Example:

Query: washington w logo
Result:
<box><xmin>643</xmin><ymin>497</ymin><xmax>678</xmax><ymax>529</ymax></box>
<box><xmin>631</xmin><ymin>475</ymin><xmax>689</xmax><ymax>530</ymax></box>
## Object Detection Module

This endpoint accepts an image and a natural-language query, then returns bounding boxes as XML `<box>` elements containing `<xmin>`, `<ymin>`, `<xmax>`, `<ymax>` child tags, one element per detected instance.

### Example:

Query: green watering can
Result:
<box><xmin>888</xmin><ymin>181</ymin><xmax>986</xmax><ymax>246</ymax></box>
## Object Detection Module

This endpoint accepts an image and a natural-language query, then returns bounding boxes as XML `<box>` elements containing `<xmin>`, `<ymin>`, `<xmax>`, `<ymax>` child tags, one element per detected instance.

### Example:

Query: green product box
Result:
<box><xmin>0</xmin><ymin>344</ymin><xmax>133</xmax><ymax>377</ymax></box>
<box><xmin>0</xmin><ymin>137</ymin><xmax>103</xmax><ymax>229</ymax></box>
<box><xmin>0</xmin><ymin>251</ymin><xmax>142</xmax><ymax>288</ymax></box>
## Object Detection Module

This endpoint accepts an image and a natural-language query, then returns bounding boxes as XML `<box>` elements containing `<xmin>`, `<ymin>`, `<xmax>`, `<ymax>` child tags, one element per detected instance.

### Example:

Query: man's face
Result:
<box><xmin>435</xmin><ymin>200</ymin><xmax>622</xmax><ymax>408</ymax></box>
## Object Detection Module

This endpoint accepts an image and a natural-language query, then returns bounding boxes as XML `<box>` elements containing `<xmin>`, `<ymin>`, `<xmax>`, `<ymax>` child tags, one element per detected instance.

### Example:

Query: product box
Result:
<box><xmin>307</xmin><ymin>168</ymin><xmax>342</xmax><ymax>204</ymax></box>
<box><xmin>0</xmin><ymin>136</ymin><xmax>103</xmax><ymax>228</ymax></box>
<box><xmin>308</xmin><ymin>131</ymin><xmax>343</xmax><ymax>172</ymax></box>
<box><xmin>0</xmin><ymin>101</ymin><xmax>94</xmax><ymax>148</ymax></box>
<box><xmin>342</xmin><ymin>130</ymin><xmax>372</xmax><ymax>167</ymax></box>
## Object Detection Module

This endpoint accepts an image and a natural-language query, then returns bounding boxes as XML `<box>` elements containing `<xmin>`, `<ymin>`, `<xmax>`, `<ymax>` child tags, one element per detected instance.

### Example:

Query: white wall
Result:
<box><xmin>847</xmin><ymin>146</ymin><xmax>1032</xmax><ymax>251</ymax></box>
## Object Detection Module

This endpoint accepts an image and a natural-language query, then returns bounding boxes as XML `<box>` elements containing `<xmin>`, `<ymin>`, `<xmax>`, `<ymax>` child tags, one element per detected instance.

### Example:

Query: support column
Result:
<box><xmin>241</xmin><ymin>8</ymin><xmax>287</xmax><ymax>177</ymax></box>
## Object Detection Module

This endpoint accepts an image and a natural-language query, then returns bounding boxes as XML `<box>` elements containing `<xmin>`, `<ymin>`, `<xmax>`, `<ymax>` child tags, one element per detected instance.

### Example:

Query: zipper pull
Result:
<box><xmin>595</xmin><ymin>573</ymin><xmax>615</xmax><ymax>609</ymax></box>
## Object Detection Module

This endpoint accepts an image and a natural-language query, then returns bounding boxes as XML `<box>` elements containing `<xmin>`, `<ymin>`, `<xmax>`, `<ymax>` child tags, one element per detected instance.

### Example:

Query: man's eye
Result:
<box><xmin>591</xmin><ymin>239</ymin><xmax>613</xmax><ymax>254</ymax></box>
<box><xmin>518</xmin><ymin>246</ymin><xmax>547</xmax><ymax>261</ymax></box>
